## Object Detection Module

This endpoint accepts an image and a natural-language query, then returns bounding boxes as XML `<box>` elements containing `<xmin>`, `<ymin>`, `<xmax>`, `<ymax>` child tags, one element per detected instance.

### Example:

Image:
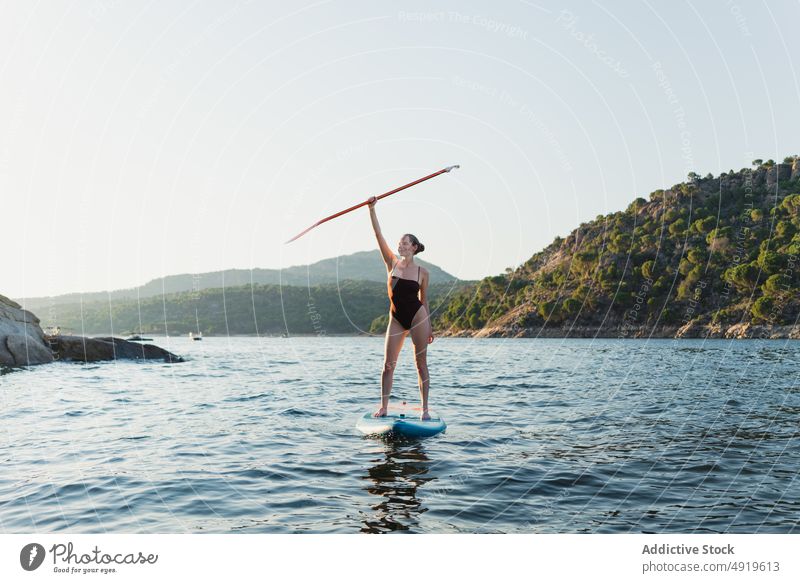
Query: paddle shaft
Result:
<box><xmin>285</xmin><ymin>165</ymin><xmax>459</xmax><ymax>243</ymax></box>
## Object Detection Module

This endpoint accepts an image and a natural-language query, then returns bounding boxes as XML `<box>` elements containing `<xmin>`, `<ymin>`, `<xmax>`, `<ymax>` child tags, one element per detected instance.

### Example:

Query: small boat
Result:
<box><xmin>126</xmin><ymin>334</ymin><xmax>153</xmax><ymax>342</ymax></box>
<box><xmin>191</xmin><ymin>307</ymin><xmax>203</xmax><ymax>340</ymax></box>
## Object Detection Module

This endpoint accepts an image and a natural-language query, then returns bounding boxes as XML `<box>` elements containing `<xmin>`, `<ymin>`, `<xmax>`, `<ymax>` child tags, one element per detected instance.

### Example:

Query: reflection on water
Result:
<box><xmin>361</xmin><ymin>439</ymin><xmax>437</xmax><ymax>533</ymax></box>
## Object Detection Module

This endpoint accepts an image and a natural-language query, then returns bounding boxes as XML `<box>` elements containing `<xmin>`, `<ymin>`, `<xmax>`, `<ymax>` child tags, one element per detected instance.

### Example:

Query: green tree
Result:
<box><xmin>628</xmin><ymin>197</ymin><xmax>648</xmax><ymax>212</ymax></box>
<box><xmin>537</xmin><ymin>301</ymin><xmax>554</xmax><ymax>320</ymax></box>
<box><xmin>757</xmin><ymin>250</ymin><xmax>784</xmax><ymax>274</ymax></box>
<box><xmin>724</xmin><ymin>263</ymin><xmax>759</xmax><ymax>292</ymax></box>
<box><xmin>641</xmin><ymin>260</ymin><xmax>655</xmax><ymax>280</ymax></box>
<box><xmin>687</xmin><ymin>249</ymin><xmax>706</xmax><ymax>264</ymax></box>
<box><xmin>763</xmin><ymin>274</ymin><xmax>790</xmax><ymax>295</ymax></box>
<box><xmin>706</xmin><ymin>226</ymin><xmax>732</xmax><ymax>246</ymax></box>
<box><xmin>780</xmin><ymin>194</ymin><xmax>800</xmax><ymax>215</ymax></box>
<box><xmin>669</xmin><ymin>218</ymin><xmax>687</xmax><ymax>236</ymax></box>
<box><xmin>751</xmin><ymin>296</ymin><xmax>775</xmax><ymax>321</ymax></box>
<box><xmin>776</xmin><ymin>221</ymin><xmax>795</xmax><ymax>239</ymax></box>
<box><xmin>562</xmin><ymin>297</ymin><xmax>581</xmax><ymax>316</ymax></box>
<box><xmin>677</xmin><ymin>266</ymin><xmax>703</xmax><ymax>300</ymax></box>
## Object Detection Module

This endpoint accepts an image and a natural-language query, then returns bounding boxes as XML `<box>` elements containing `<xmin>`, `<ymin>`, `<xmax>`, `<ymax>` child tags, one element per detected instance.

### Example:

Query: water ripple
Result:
<box><xmin>0</xmin><ymin>337</ymin><xmax>797</xmax><ymax>533</ymax></box>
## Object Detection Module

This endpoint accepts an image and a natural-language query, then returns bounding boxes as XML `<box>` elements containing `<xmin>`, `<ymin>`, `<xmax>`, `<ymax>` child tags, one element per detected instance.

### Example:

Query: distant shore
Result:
<box><xmin>70</xmin><ymin>326</ymin><xmax>800</xmax><ymax>340</ymax></box>
<box><xmin>442</xmin><ymin>322</ymin><xmax>800</xmax><ymax>340</ymax></box>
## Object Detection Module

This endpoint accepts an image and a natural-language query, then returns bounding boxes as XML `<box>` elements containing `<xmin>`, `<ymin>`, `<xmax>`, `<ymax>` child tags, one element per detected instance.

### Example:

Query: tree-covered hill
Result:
<box><xmin>437</xmin><ymin>158</ymin><xmax>800</xmax><ymax>338</ymax></box>
<box><xmin>18</xmin><ymin>250</ymin><xmax>460</xmax><ymax>312</ymax></box>
<box><xmin>44</xmin><ymin>280</ymin><xmax>463</xmax><ymax>336</ymax></box>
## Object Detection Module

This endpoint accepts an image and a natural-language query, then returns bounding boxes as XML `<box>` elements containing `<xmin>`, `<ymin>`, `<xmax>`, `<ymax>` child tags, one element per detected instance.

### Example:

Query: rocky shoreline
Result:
<box><xmin>47</xmin><ymin>335</ymin><xmax>184</xmax><ymax>363</ymax></box>
<box><xmin>1</xmin><ymin>294</ymin><xmax>182</xmax><ymax>367</ymax></box>
<box><xmin>440</xmin><ymin>322</ymin><xmax>800</xmax><ymax>340</ymax></box>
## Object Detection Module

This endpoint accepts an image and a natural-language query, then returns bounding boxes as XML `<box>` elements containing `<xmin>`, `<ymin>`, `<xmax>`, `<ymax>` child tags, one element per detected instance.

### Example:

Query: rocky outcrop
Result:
<box><xmin>0</xmin><ymin>294</ymin><xmax>54</xmax><ymax>366</ymax></box>
<box><xmin>47</xmin><ymin>335</ymin><xmax>184</xmax><ymax>363</ymax></box>
<box><xmin>766</xmin><ymin>163</ymin><xmax>794</xmax><ymax>188</ymax></box>
<box><xmin>2</xmin><ymin>292</ymin><xmax>183</xmax><ymax>367</ymax></box>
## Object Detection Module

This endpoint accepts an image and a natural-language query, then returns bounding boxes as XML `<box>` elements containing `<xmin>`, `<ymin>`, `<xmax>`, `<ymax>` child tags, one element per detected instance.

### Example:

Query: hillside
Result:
<box><xmin>42</xmin><ymin>281</ymin><xmax>463</xmax><ymax>336</ymax></box>
<box><xmin>17</xmin><ymin>250</ymin><xmax>461</xmax><ymax>312</ymax></box>
<box><xmin>437</xmin><ymin>157</ymin><xmax>800</xmax><ymax>338</ymax></box>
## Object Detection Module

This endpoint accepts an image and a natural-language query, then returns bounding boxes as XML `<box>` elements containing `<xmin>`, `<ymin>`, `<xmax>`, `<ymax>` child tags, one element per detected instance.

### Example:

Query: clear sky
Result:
<box><xmin>2</xmin><ymin>0</ymin><xmax>799</xmax><ymax>299</ymax></box>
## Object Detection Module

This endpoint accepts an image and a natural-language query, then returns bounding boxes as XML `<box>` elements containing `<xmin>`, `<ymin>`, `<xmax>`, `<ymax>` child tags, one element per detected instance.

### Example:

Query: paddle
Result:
<box><xmin>285</xmin><ymin>165</ymin><xmax>460</xmax><ymax>243</ymax></box>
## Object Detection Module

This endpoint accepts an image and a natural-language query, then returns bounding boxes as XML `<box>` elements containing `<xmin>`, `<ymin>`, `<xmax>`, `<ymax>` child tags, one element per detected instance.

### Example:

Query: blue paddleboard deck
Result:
<box><xmin>356</xmin><ymin>409</ymin><xmax>446</xmax><ymax>438</ymax></box>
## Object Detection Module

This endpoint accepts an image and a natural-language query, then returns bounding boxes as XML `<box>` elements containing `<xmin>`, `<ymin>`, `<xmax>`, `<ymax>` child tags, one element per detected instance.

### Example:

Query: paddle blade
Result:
<box><xmin>284</xmin><ymin>221</ymin><xmax>319</xmax><ymax>244</ymax></box>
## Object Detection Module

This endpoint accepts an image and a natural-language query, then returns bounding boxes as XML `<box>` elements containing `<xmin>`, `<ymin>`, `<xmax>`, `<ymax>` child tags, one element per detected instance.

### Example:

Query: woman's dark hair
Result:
<box><xmin>404</xmin><ymin>233</ymin><xmax>425</xmax><ymax>255</ymax></box>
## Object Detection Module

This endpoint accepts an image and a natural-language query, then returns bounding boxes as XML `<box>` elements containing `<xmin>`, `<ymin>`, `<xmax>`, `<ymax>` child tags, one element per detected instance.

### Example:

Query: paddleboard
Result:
<box><xmin>356</xmin><ymin>406</ymin><xmax>446</xmax><ymax>438</ymax></box>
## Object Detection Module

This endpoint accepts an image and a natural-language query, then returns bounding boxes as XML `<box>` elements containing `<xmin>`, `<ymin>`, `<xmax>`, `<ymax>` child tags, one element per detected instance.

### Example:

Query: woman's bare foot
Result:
<box><xmin>372</xmin><ymin>406</ymin><xmax>388</xmax><ymax>418</ymax></box>
<box><xmin>420</xmin><ymin>410</ymin><xmax>431</xmax><ymax>421</ymax></box>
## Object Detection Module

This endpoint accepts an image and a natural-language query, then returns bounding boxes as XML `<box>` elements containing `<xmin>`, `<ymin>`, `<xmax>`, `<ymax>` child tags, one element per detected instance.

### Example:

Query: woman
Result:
<box><xmin>368</xmin><ymin>195</ymin><xmax>434</xmax><ymax>420</ymax></box>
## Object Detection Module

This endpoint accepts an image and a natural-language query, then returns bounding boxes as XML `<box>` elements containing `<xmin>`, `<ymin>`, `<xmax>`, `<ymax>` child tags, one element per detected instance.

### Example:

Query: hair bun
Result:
<box><xmin>403</xmin><ymin>233</ymin><xmax>425</xmax><ymax>255</ymax></box>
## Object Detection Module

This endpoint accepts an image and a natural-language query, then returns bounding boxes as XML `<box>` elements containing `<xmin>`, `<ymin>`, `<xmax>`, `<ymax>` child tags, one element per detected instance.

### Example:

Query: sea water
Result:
<box><xmin>1</xmin><ymin>337</ymin><xmax>797</xmax><ymax>533</ymax></box>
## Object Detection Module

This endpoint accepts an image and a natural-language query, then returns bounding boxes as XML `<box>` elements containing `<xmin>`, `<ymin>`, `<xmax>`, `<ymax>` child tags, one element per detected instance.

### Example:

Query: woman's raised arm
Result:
<box><xmin>368</xmin><ymin>197</ymin><xmax>396</xmax><ymax>270</ymax></box>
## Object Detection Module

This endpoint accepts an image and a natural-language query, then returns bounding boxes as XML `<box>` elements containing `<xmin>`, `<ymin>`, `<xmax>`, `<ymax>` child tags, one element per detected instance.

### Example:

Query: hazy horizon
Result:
<box><xmin>11</xmin><ymin>247</ymin><xmax>471</xmax><ymax>300</ymax></box>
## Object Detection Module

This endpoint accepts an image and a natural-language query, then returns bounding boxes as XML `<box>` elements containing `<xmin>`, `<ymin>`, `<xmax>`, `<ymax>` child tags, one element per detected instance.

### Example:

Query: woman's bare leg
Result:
<box><xmin>409</xmin><ymin>306</ymin><xmax>430</xmax><ymax>420</ymax></box>
<box><xmin>374</xmin><ymin>316</ymin><xmax>407</xmax><ymax>417</ymax></box>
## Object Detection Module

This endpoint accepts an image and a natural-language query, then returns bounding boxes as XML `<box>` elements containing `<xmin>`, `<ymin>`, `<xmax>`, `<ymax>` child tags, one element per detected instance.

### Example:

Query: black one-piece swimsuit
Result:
<box><xmin>389</xmin><ymin>264</ymin><xmax>423</xmax><ymax>330</ymax></box>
